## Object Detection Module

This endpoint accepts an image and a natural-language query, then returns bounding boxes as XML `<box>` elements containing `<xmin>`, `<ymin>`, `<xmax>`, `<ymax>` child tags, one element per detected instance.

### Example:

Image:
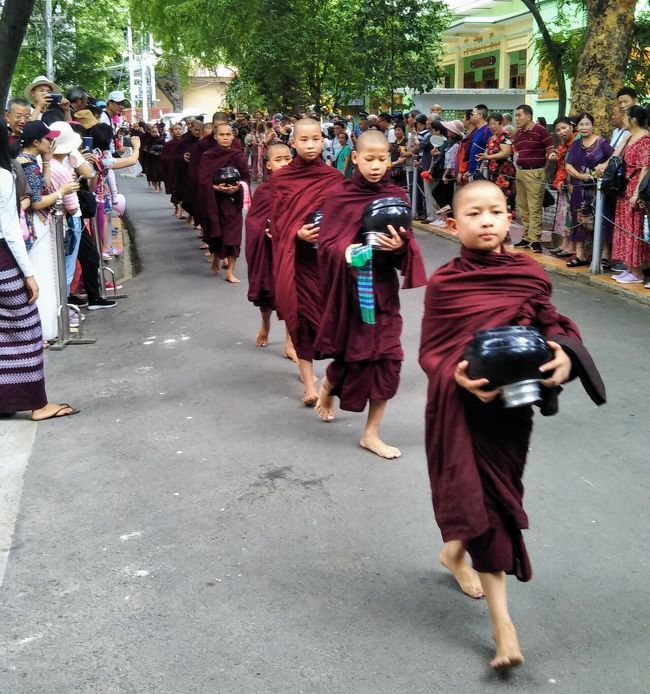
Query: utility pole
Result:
<box><xmin>140</xmin><ymin>32</ymin><xmax>148</xmax><ymax>122</ymax></box>
<box><xmin>127</xmin><ymin>20</ymin><xmax>137</xmax><ymax>120</ymax></box>
<box><xmin>44</xmin><ymin>0</ymin><xmax>54</xmax><ymax>80</ymax></box>
<box><xmin>149</xmin><ymin>33</ymin><xmax>157</xmax><ymax>114</ymax></box>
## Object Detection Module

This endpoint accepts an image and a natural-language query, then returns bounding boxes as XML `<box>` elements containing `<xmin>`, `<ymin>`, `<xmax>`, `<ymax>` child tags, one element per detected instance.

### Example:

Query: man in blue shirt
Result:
<box><xmin>468</xmin><ymin>104</ymin><xmax>490</xmax><ymax>179</ymax></box>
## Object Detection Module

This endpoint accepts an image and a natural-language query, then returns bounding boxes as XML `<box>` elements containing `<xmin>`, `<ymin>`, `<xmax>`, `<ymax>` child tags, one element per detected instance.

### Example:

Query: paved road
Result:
<box><xmin>1</xmin><ymin>178</ymin><xmax>648</xmax><ymax>694</ymax></box>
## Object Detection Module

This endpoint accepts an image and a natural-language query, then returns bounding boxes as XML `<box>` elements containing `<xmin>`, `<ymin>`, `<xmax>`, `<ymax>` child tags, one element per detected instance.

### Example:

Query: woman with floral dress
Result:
<box><xmin>565</xmin><ymin>113</ymin><xmax>613</xmax><ymax>267</ymax></box>
<box><xmin>612</xmin><ymin>106</ymin><xmax>650</xmax><ymax>284</ymax></box>
<box><xmin>549</xmin><ymin>116</ymin><xmax>576</xmax><ymax>257</ymax></box>
<box><xmin>477</xmin><ymin>114</ymin><xmax>516</xmax><ymax>214</ymax></box>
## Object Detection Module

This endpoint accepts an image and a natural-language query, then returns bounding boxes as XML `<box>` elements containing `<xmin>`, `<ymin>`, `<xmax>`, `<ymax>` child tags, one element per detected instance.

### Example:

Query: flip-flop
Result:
<box><xmin>32</xmin><ymin>404</ymin><xmax>80</xmax><ymax>421</ymax></box>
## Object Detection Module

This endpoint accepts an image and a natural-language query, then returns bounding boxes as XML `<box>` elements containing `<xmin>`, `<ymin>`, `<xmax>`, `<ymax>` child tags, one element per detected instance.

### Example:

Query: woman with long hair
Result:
<box><xmin>612</xmin><ymin>105</ymin><xmax>650</xmax><ymax>284</ymax></box>
<box><xmin>0</xmin><ymin>123</ymin><xmax>78</xmax><ymax>419</ymax></box>
<box><xmin>549</xmin><ymin>116</ymin><xmax>576</xmax><ymax>257</ymax></box>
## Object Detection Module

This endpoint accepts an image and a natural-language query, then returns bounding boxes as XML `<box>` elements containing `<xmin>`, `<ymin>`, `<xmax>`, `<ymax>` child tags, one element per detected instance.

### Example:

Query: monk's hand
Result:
<box><xmin>376</xmin><ymin>224</ymin><xmax>406</xmax><ymax>252</ymax></box>
<box><xmin>265</xmin><ymin>227</ymin><xmax>272</xmax><ymax>239</ymax></box>
<box><xmin>454</xmin><ymin>360</ymin><xmax>501</xmax><ymax>403</ymax></box>
<box><xmin>539</xmin><ymin>340</ymin><xmax>572</xmax><ymax>387</ymax></box>
<box><xmin>297</xmin><ymin>223</ymin><xmax>319</xmax><ymax>243</ymax></box>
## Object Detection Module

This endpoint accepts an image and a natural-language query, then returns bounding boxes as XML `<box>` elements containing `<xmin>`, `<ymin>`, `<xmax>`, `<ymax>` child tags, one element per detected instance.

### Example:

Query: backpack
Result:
<box><xmin>601</xmin><ymin>155</ymin><xmax>626</xmax><ymax>195</ymax></box>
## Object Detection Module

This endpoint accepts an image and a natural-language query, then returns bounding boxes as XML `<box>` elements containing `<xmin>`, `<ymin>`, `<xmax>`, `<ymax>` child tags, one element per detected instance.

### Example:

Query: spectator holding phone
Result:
<box><xmin>24</xmin><ymin>76</ymin><xmax>71</xmax><ymax>122</ymax></box>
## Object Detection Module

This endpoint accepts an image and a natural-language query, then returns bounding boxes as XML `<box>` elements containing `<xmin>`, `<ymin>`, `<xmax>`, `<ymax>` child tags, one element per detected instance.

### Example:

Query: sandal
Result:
<box><xmin>32</xmin><ymin>404</ymin><xmax>80</xmax><ymax>421</ymax></box>
<box><xmin>556</xmin><ymin>250</ymin><xmax>575</xmax><ymax>258</ymax></box>
<box><xmin>566</xmin><ymin>257</ymin><xmax>589</xmax><ymax>267</ymax></box>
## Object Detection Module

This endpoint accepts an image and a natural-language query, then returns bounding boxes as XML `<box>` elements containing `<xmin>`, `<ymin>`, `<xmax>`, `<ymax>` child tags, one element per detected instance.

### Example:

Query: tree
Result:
<box><xmin>569</xmin><ymin>0</ymin><xmax>637</xmax><ymax>129</ymax></box>
<box><xmin>0</xmin><ymin>0</ymin><xmax>37</xmax><ymax>108</ymax></box>
<box><xmin>10</xmin><ymin>0</ymin><xmax>130</xmax><ymax>100</ymax></box>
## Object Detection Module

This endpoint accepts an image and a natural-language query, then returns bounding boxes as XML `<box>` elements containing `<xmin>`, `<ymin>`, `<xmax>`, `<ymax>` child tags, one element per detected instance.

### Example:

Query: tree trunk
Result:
<box><xmin>0</xmin><ymin>0</ymin><xmax>37</xmax><ymax>107</ymax></box>
<box><xmin>155</xmin><ymin>69</ymin><xmax>183</xmax><ymax>112</ymax></box>
<box><xmin>520</xmin><ymin>0</ymin><xmax>567</xmax><ymax>119</ymax></box>
<box><xmin>570</xmin><ymin>0</ymin><xmax>636</xmax><ymax>132</ymax></box>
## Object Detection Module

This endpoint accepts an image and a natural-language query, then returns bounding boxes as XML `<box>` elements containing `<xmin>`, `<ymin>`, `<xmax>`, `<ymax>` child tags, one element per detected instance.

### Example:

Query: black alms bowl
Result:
<box><xmin>362</xmin><ymin>197</ymin><xmax>411</xmax><ymax>247</ymax></box>
<box><xmin>305</xmin><ymin>210</ymin><xmax>323</xmax><ymax>227</ymax></box>
<box><xmin>213</xmin><ymin>166</ymin><xmax>241</xmax><ymax>185</ymax></box>
<box><xmin>464</xmin><ymin>326</ymin><xmax>552</xmax><ymax>408</ymax></box>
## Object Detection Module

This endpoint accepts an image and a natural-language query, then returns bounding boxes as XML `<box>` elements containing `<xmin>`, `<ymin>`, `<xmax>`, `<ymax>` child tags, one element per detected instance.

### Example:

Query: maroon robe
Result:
<box><xmin>245</xmin><ymin>181</ymin><xmax>274</xmax><ymax>309</ymax></box>
<box><xmin>419</xmin><ymin>246</ymin><xmax>606</xmax><ymax>581</ymax></box>
<box><xmin>184</xmin><ymin>136</ymin><xmax>218</xmax><ymax>226</ymax></box>
<box><xmin>270</xmin><ymin>157</ymin><xmax>343</xmax><ymax>359</ymax></box>
<box><xmin>159</xmin><ymin>137</ymin><xmax>181</xmax><ymax>197</ymax></box>
<box><xmin>196</xmin><ymin>144</ymin><xmax>250</xmax><ymax>257</ymax></box>
<box><xmin>175</xmin><ymin>132</ymin><xmax>199</xmax><ymax>212</ymax></box>
<box><xmin>316</xmin><ymin>171</ymin><xmax>427</xmax><ymax>411</ymax></box>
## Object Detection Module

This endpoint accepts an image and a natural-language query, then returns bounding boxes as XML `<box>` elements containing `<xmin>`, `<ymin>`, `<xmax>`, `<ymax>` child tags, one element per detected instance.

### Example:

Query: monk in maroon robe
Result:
<box><xmin>174</xmin><ymin>120</ymin><xmax>201</xmax><ymax>226</ymax></box>
<box><xmin>419</xmin><ymin>180</ymin><xmax>605</xmax><ymax>669</ymax></box>
<box><xmin>315</xmin><ymin>131</ymin><xmax>427</xmax><ymax>458</ymax></box>
<box><xmin>270</xmin><ymin>119</ymin><xmax>343</xmax><ymax>404</ymax></box>
<box><xmin>245</xmin><ymin>143</ymin><xmax>293</xmax><ymax>347</ymax></box>
<box><xmin>159</xmin><ymin>123</ymin><xmax>183</xmax><ymax>216</ymax></box>
<box><xmin>196</xmin><ymin>123</ymin><xmax>249</xmax><ymax>282</ymax></box>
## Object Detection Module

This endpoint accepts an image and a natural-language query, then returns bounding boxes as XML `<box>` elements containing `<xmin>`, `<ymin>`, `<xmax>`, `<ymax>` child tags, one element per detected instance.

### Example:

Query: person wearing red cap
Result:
<box><xmin>17</xmin><ymin>121</ymin><xmax>79</xmax><ymax>341</ymax></box>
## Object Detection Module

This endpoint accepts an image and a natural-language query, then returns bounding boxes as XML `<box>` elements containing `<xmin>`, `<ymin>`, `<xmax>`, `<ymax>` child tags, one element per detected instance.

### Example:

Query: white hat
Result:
<box><xmin>24</xmin><ymin>75</ymin><xmax>61</xmax><ymax>101</ymax></box>
<box><xmin>440</xmin><ymin>119</ymin><xmax>465</xmax><ymax>138</ymax></box>
<box><xmin>50</xmin><ymin>121</ymin><xmax>82</xmax><ymax>154</ymax></box>
<box><xmin>107</xmin><ymin>90</ymin><xmax>130</xmax><ymax>106</ymax></box>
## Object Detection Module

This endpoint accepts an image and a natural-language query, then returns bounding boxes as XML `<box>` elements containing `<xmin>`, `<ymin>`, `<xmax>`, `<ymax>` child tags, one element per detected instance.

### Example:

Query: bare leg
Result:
<box><xmin>283</xmin><ymin>328</ymin><xmax>298</xmax><ymax>363</ymax></box>
<box><xmin>439</xmin><ymin>540</ymin><xmax>484</xmax><ymax>599</ymax></box>
<box><xmin>210</xmin><ymin>254</ymin><xmax>220</xmax><ymax>272</ymax></box>
<box><xmin>225</xmin><ymin>256</ymin><xmax>240</xmax><ymax>283</ymax></box>
<box><xmin>256</xmin><ymin>308</ymin><xmax>271</xmax><ymax>347</ymax></box>
<box><xmin>299</xmin><ymin>359</ymin><xmax>318</xmax><ymax>406</ymax></box>
<box><xmin>575</xmin><ymin>240</ymin><xmax>586</xmax><ymax>261</ymax></box>
<box><xmin>315</xmin><ymin>374</ymin><xmax>336</xmax><ymax>421</ymax></box>
<box><xmin>360</xmin><ymin>399</ymin><xmax>400</xmax><ymax>459</ymax></box>
<box><xmin>478</xmin><ymin>571</ymin><xmax>524</xmax><ymax>670</ymax></box>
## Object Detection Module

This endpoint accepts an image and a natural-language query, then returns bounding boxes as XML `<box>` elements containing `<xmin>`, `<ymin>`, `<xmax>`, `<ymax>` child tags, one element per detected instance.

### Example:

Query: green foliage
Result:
<box><xmin>11</xmin><ymin>0</ymin><xmax>130</xmax><ymax>99</ymax></box>
<box><xmin>129</xmin><ymin>0</ymin><xmax>451</xmax><ymax>112</ymax></box>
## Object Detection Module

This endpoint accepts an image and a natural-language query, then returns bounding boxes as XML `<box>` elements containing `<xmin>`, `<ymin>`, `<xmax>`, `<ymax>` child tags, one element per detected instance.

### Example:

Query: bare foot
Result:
<box><xmin>225</xmin><ymin>274</ymin><xmax>240</xmax><ymax>283</ymax></box>
<box><xmin>256</xmin><ymin>327</ymin><xmax>269</xmax><ymax>347</ymax></box>
<box><xmin>221</xmin><ymin>259</ymin><xmax>229</xmax><ymax>269</ymax></box>
<box><xmin>491</xmin><ymin>622</ymin><xmax>524</xmax><ymax>670</ymax></box>
<box><xmin>302</xmin><ymin>384</ymin><xmax>318</xmax><ymax>407</ymax></box>
<box><xmin>32</xmin><ymin>402</ymin><xmax>79</xmax><ymax>421</ymax></box>
<box><xmin>283</xmin><ymin>345</ymin><xmax>298</xmax><ymax>363</ymax></box>
<box><xmin>211</xmin><ymin>257</ymin><xmax>221</xmax><ymax>273</ymax></box>
<box><xmin>315</xmin><ymin>387</ymin><xmax>335</xmax><ymax>422</ymax></box>
<box><xmin>360</xmin><ymin>435</ymin><xmax>401</xmax><ymax>459</ymax></box>
<box><xmin>199</xmin><ymin>243</ymin><xmax>208</xmax><ymax>250</ymax></box>
<box><xmin>439</xmin><ymin>543</ymin><xmax>484</xmax><ymax>599</ymax></box>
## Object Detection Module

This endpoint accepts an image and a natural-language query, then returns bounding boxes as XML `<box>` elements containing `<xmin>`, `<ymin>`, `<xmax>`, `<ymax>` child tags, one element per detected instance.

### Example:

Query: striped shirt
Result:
<box><xmin>514</xmin><ymin>123</ymin><xmax>554</xmax><ymax>168</ymax></box>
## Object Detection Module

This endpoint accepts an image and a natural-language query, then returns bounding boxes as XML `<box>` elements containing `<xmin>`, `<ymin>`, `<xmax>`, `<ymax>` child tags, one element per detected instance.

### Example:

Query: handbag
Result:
<box><xmin>601</xmin><ymin>156</ymin><xmax>626</xmax><ymax>195</ymax></box>
<box><xmin>543</xmin><ymin>188</ymin><xmax>555</xmax><ymax>207</ymax></box>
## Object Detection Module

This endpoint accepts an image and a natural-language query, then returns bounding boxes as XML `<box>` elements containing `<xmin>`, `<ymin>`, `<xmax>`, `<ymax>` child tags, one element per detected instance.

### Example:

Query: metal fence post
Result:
<box><xmin>590</xmin><ymin>178</ymin><xmax>604</xmax><ymax>274</ymax></box>
<box><xmin>92</xmin><ymin>214</ymin><xmax>127</xmax><ymax>300</ymax></box>
<box><xmin>411</xmin><ymin>166</ymin><xmax>419</xmax><ymax>218</ymax></box>
<box><xmin>50</xmin><ymin>199</ymin><xmax>96</xmax><ymax>349</ymax></box>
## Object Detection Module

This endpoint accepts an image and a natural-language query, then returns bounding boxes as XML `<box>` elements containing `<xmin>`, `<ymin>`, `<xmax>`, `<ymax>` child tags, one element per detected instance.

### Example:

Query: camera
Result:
<box><xmin>49</xmin><ymin>93</ymin><xmax>63</xmax><ymax>105</ymax></box>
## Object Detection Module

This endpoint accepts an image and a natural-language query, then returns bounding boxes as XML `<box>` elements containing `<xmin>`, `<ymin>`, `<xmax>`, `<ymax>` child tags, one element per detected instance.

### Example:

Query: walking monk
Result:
<box><xmin>270</xmin><ymin>118</ymin><xmax>343</xmax><ymax>404</ymax></box>
<box><xmin>197</xmin><ymin>122</ymin><xmax>249</xmax><ymax>282</ymax></box>
<box><xmin>315</xmin><ymin>130</ymin><xmax>426</xmax><ymax>458</ymax></box>
<box><xmin>245</xmin><ymin>143</ymin><xmax>296</xmax><ymax>354</ymax></box>
<box><xmin>419</xmin><ymin>180</ymin><xmax>605</xmax><ymax>669</ymax></box>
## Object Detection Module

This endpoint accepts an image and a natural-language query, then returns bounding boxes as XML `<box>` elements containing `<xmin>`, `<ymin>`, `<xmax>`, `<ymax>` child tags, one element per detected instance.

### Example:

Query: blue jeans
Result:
<box><xmin>64</xmin><ymin>215</ymin><xmax>83</xmax><ymax>294</ymax></box>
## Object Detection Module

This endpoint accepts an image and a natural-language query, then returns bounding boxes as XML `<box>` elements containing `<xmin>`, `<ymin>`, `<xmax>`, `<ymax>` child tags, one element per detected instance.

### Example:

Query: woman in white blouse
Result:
<box><xmin>0</xmin><ymin>123</ymin><xmax>78</xmax><ymax>420</ymax></box>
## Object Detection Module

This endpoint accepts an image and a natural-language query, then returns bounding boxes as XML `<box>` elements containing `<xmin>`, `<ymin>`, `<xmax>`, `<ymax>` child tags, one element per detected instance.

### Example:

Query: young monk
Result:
<box><xmin>270</xmin><ymin>118</ymin><xmax>343</xmax><ymax>405</ymax></box>
<box><xmin>315</xmin><ymin>130</ymin><xmax>427</xmax><ymax>458</ymax></box>
<box><xmin>419</xmin><ymin>180</ymin><xmax>605</xmax><ymax>669</ymax></box>
<box><xmin>245</xmin><ymin>143</ymin><xmax>295</xmax><ymax>351</ymax></box>
<box><xmin>197</xmin><ymin>122</ymin><xmax>249</xmax><ymax>283</ymax></box>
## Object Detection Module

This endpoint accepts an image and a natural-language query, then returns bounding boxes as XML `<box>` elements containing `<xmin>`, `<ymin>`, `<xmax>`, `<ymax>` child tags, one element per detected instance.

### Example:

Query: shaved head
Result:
<box><xmin>267</xmin><ymin>142</ymin><xmax>291</xmax><ymax>157</ymax></box>
<box><xmin>202</xmin><ymin>123</ymin><xmax>213</xmax><ymax>136</ymax></box>
<box><xmin>356</xmin><ymin>129</ymin><xmax>390</xmax><ymax>152</ymax></box>
<box><xmin>293</xmin><ymin>117</ymin><xmax>321</xmax><ymax>137</ymax></box>
<box><xmin>212</xmin><ymin>111</ymin><xmax>230</xmax><ymax>125</ymax></box>
<box><xmin>451</xmin><ymin>180</ymin><xmax>506</xmax><ymax>216</ymax></box>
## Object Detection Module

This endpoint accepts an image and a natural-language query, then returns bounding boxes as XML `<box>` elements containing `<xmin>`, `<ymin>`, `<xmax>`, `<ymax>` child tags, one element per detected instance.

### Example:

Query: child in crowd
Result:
<box><xmin>198</xmin><ymin>123</ymin><xmax>250</xmax><ymax>283</ymax></box>
<box><xmin>315</xmin><ymin>130</ymin><xmax>426</xmax><ymax>458</ymax></box>
<box><xmin>245</xmin><ymin>143</ymin><xmax>294</xmax><ymax>351</ymax></box>
<box><xmin>419</xmin><ymin>180</ymin><xmax>605</xmax><ymax>669</ymax></box>
<box><xmin>270</xmin><ymin>119</ymin><xmax>343</xmax><ymax>405</ymax></box>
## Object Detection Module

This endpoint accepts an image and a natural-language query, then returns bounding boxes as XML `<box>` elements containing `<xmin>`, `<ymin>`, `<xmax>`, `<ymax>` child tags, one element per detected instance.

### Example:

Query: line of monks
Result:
<box><xmin>158</xmin><ymin>113</ymin><xmax>606</xmax><ymax>672</ymax></box>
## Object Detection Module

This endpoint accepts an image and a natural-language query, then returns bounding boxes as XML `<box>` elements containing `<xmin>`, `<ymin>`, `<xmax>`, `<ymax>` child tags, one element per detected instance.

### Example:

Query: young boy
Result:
<box><xmin>245</xmin><ymin>143</ymin><xmax>295</xmax><ymax>351</ymax></box>
<box><xmin>419</xmin><ymin>180</ymin><xmax>605</xmax><ymax>669</ymax></box>
<box><xmin>315</xmin><ymin>130</ymin><xmax>426</xmax><ymax>459</ymax></box>
<box><xmin>197</xmin><ymin>123</ymin><xmax>249</xmax><ymax>283</ymax></box>
<box><xmin>269</xmin><ymin>118</ymin><xmax>343</xmax><ymax>405</ymax></box>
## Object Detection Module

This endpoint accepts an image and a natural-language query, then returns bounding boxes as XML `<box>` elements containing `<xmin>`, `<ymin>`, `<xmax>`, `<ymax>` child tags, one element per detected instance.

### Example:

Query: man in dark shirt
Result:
<box><xmin>513</xmin><ymin>104</ymin><xmax>554</xmax><ymax>252</ymax></box>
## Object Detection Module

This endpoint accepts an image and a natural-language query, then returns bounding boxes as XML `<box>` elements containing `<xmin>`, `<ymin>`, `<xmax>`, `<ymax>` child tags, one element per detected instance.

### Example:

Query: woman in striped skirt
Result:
<box><xmin>0</xmin><ymin>123</ymin><xmax>78</xmax><ymax>420</ymax></box>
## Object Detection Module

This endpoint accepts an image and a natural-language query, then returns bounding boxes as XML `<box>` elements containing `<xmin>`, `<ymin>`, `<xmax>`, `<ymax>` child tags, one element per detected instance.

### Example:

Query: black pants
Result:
<box><xmin>75</xmin><ymin>226</ymin><xmax>101</xmax><ymax>302</ymax></box>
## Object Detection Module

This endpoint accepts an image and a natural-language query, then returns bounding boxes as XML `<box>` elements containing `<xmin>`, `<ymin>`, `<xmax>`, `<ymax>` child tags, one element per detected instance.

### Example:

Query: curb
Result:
<box><xmin>413</xmin><ymin>221</ymin><xmax>650</xmax><ymax>309</ymax></box>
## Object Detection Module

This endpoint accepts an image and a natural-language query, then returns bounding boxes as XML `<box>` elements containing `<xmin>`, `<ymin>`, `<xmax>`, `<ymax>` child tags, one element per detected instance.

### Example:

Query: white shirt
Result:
<box><xmin>386</xmin><ymin>126</ymin><xmax>396</xmax><ymax>144</ymax></box>
<box><xmin>0</xmin><ymin>169</ymin><xmax>33</xmax><ymax>277</ymax></box>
